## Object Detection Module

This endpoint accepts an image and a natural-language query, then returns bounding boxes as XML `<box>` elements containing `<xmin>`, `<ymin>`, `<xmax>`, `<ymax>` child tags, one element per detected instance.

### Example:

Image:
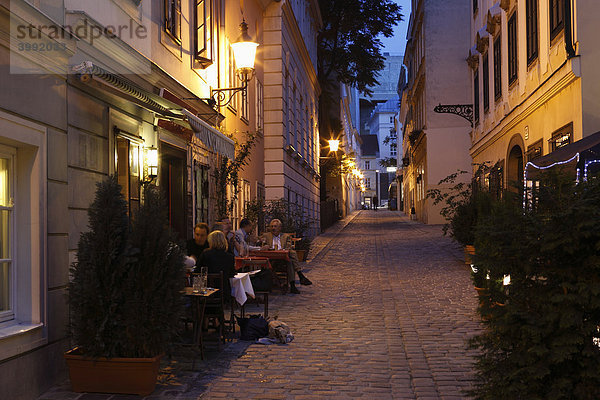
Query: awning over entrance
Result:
<box><xmin>72</xmin><ymin>61</ymin><xmax>235</xmax><ymax>159</ymax></box>
<box><xmin>182</xmin><ymin>109</ymin><xmax>235</xmax><ymax>160</ymax></box>
<box><xmin>525</xmin><ymin>131</ymin><xmax>600</xmax><ymax>181</ymax></box>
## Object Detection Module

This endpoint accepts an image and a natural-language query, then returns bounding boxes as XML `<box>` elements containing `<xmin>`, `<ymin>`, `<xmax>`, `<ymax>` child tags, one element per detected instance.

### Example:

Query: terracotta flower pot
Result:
<box><xmin>64</xmin><ymin>348</ymin><xmax>161</xmax><ymax>396</ymax></box>
<box><xmin>464</xmin><ymin>245</ymin><xmax>475</xmax><ymax>265</ymax></box>
<box><xmin>295</xmin><ymin>249</ymin><xmax>306</xmax><ymax>262</ymax></box>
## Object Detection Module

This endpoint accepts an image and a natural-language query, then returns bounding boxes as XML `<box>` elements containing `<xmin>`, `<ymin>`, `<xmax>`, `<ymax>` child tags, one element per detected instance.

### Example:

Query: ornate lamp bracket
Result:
<box><xmin>433</xmin><ymin>104</ymin><xmax>474</xmax><ymax>127</ymax></box>
<box><xmin>209</xmin><ymin>70</ymin><xmax>254</xmax><ymax>109</ymax></box>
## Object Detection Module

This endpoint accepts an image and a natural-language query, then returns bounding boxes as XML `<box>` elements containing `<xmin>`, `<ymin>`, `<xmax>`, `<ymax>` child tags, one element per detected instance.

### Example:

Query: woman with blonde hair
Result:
<box><xmin>195</xmin><ymin>230</ymin><xmax>235</xmax><ymax>293</ymax></box>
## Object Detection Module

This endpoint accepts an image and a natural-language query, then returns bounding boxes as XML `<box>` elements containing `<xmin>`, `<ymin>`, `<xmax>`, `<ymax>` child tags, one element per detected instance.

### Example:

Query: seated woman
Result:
<box><xmin>195</xmin><ymin>230</ymin><xmax>235</xmax><ymax>295</ymax></box>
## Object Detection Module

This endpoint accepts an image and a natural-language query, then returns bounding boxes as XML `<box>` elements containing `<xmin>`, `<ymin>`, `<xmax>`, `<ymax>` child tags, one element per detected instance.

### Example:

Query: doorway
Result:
<box><xmin>160</xmin><ymin>142</ymin><xmax>187</xmax><ymax>241</ymax></box>
<box><xmin>507</xmin><ymin>144</ymin><xmax>524</xmax><ymax>193</ymax></box>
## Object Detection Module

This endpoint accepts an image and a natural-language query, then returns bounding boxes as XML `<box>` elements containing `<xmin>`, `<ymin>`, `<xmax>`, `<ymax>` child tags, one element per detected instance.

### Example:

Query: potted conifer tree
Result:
<box><xmin>65</xmin><ymin>177</ymin><xmax>185</xmax><ymax>396</ymax></box>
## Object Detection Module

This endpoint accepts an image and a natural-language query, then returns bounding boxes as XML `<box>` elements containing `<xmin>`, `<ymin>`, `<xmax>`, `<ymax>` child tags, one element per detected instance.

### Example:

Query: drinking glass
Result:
<box><xmin>192</xmin><ymin>275</ymin><xmax>201</xmax><ymax>293</ymax></box>
<box><xmin>200</xmin><ymin>267</ymin><xmax>208</xmax><ymax>290</ymax></box>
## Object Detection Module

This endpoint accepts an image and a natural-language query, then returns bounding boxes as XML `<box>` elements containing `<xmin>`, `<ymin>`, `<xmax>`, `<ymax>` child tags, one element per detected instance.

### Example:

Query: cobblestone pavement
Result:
<box><xmin>40</xmin><ymin>210</ymin><xmax>481</xmax><ymax>400</ymax></box>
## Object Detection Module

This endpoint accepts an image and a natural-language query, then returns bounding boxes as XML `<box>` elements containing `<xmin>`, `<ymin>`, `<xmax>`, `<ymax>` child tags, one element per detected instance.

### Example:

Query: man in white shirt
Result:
<box><xmin>260</xmin><ymin>219</ymin><xmax>312</xmax><ymax>294</ymax></box>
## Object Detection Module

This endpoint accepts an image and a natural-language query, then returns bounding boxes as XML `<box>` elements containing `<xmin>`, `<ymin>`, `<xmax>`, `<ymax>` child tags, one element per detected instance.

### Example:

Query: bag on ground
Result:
<box><xmin>268</xmin><ymin>320</ymin><xmax>294</xmax><ymax>344</ymax></box>
<box><xmin>236</xmin><ymin>314</ymin><xmax>269</xmax><ymax>341</ymax></box>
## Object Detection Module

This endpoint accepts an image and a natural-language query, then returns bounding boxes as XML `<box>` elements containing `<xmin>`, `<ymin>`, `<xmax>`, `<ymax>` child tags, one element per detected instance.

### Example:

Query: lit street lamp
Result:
<box><xmin>208</xmin><ymin>20</ymin><xmax>259</xmax><ymax>109</ymax></box>
<box><xmin>328</xmin><ymin>139</ymin><xmax>340</xmax><ymax>153</ymax></box>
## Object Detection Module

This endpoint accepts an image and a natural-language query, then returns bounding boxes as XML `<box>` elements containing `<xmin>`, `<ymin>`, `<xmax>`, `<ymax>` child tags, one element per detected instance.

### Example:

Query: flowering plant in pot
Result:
<box><xmin>66</xmin><ymin>177</ymin><xmax>185</xmax><ymax>396</ymax></box>
<box><xmin>294</xmin><ymin>237</ymin><xmax>312</xmax><ymax>261</ymax></box>
<box><xmin>427</xmin><ymin>168</ymin><xmax>492</xmax><ymax>261</ymax></box>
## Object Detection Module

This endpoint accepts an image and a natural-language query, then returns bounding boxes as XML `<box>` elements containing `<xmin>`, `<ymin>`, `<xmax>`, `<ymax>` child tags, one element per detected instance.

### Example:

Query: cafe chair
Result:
<box><xmin>204</xmin><ymin>272</ymin><xmax>226</xmax><ymax>348</ymax></box>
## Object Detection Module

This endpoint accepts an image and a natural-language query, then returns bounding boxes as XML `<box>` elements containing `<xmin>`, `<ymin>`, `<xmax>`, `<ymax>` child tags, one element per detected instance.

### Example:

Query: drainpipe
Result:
<box><xmin>565</xmin><ymin>0</ymin><xmax>576</xmax><ymax>59</ymax></box>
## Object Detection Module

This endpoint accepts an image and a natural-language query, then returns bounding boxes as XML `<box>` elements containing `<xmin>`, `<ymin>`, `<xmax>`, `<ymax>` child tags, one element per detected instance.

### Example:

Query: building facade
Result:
<box><xmin>400</xmin><ymin>0</ymin><xmax>472</xmax><ymax>224</ymax></box>
<box><xmin>0</xmin><ymin>0</ymin><xmax>321</xmax><ymax>398</ymax></box>
<box><xmin>469</xmin><ymin>0</ymin><xmax>600</xmax><ymax>195</ymax></box>
<box><xmin>360</xmin><ymin>134</ymin><xmax>380</xmax><ymax>208</ymax></box>
<box><xmin>263</xmin><ymin>0</ymin><xmax>322</xmax><ymax>236</ymax></box>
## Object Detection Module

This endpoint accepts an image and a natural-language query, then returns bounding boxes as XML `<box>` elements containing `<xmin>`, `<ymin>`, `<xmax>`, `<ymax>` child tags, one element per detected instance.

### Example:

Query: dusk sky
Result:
<box><xmin>379</xmin><ymin>0</ymin><xmax>411</xmax><ymax>56</ymax></box>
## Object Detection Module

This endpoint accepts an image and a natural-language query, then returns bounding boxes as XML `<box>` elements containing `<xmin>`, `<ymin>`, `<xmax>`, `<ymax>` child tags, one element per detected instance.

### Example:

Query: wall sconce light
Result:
<box><xmin>209</xmin><ymin>20</ymin><xmax>259</xmax><ymax>109</ymax></box>
<box><xmin>144</xmin><ymin>146</ymin><xmax>158</xmax><ymax>183</ymax></box>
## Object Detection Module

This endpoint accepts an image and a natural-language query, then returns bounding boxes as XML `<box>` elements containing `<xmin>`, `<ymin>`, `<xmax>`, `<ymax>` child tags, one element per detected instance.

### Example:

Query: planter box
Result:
<box><xmin>64</xmin><ymin>348</ymin><xmax>161</xmax><ymax>396</ymax></box>
<box><xmin>295</xmin><ymin>249</ymin><xmax>307</xmax><ymax>262</ymax></box>
<box><xmin>464</xmin><ymin>245</ymin><xmax>475</xmax><ymax>265</ymax></box>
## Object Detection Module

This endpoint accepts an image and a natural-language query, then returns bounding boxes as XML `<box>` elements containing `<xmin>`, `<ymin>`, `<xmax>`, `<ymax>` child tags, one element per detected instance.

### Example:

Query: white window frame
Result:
<box><xmin>0</xmin><ymin>110</ymin><xmax>47</xmax><ymax>361</ymax></box>
<box><xmin>0</xmin><ymin>145</ymin><xmax>15</xmax><ymax>324</ymax></box>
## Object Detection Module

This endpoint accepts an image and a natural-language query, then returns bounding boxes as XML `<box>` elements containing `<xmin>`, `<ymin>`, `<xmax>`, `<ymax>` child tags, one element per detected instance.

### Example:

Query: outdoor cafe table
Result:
<box><xmin>230</xmin><ymin>272</ymin><xmax>256</xmax><ymax>306</ymax></box>
<box><xmin>249</xmin><ymin>250</ymin><xmax>291</xmax><ymax>294</ymax></box>
<box><xmin>182</xmin><ymin>287</ymin><xmax>219</xmax><ymax>360</ymax></box>
<box><xmin>235</xmin><ymin>256</ymin><xmax>272</xmax><ymax>271</ymax></box>
<box><xmin>248</xmin><ymin>249</ymin><xmax>291</xmax><ymax>262</ymax></box>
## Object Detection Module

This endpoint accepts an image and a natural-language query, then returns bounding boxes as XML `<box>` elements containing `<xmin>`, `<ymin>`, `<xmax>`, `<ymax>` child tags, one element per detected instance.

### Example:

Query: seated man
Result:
<box><xmin>186</xmin><ymin>222</ymin><xmax>210</xmax><ymax>264</ymax></box>
<box><xmin>233</xmin><ymin>218</ymin><xmax>254</xmax><ymax>257</ymax></box>
<box><xmin>260</xmin><ymin>218</ymin><xmax>312</xmax><ymax>294</ymax></box>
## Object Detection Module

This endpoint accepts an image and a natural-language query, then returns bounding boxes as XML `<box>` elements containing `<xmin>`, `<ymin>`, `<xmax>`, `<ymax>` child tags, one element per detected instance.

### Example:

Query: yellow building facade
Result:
<box><xmin>470</xmin><ymin>0</ymin><xmax>600</xmax><ymax>190</ymax></box>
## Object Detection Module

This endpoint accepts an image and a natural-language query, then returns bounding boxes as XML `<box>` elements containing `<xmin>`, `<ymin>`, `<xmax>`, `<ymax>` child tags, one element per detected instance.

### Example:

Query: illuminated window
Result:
<box><xmin>0</xmin><ymin>147</ymin><xmax>14</xmax><ymax>323</ymax></box>
<box><xmin>550</xmin><ymin>123</ymin><xmax>572</xmax><ymax>152</ymax></box>
<box><xmin>527</xmin><ymin>139</ymin><xmax>543</xmax><ymax>162</ymax></box>
<box><xmin>194</xmin><ymin>0</ymin><xmax>215</xmax><ymax>68</ymax></box>
<box><xmin>115</xmin><ymin>129</ymin><xmax>142</xmax><ymax>221</ymax></box>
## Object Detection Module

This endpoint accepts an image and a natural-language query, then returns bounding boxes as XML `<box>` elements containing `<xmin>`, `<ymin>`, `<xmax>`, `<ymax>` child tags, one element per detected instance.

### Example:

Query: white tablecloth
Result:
<box><xmin>230</xmin><ymin>272</ymin><xmax>255</xmax><ymax>305</ymax></box>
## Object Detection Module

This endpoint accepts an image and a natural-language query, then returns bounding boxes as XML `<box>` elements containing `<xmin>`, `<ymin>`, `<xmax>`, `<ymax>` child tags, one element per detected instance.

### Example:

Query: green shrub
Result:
<box><xmin>245</xmin><ymin>198</ymin><xmax>316</xmax><ymax>238</ymax></box>
<box><xmin>123</xmin><ymin>184</ymin><xmax>185</xmax><ymax>358</ymax></box>
<box><xmin>69</xmin><ymin>178</ymin><xmax>185</xmax><ymax>359</ymax></box>
<box><xmin>468</xmin><ymin>173</ymin><xmax>600</xmax><ymax>399</ymax></box>
<box><xmin>427</xmin><ymin>169</ymin><xmax>492</xmax><ymax>246</ymax></box>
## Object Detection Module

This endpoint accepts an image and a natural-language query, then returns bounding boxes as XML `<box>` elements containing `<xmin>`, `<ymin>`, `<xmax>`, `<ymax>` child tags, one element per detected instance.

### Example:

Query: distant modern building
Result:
<box><xmin>399</xmin><ymin>0</ymin><xmax>472</xmax><ymax>224</ymax></box>
<box><xmin>470</xmin><ymin>0</ymin><xmax>600</xmax><ymax>198</ymax></box>
<box><xmin>359</xmin><ymin>53</ymin><xmax>404</xmax><ymax>136</ymax></box>
<box><xmin>365</xmin><ymin>98</ymin><xmax>400</xmax><ymax>205</ymax></box>
<box><xmin>360</xmin><ymin>134</ymin><xmax>380</xmax><ymax>208</ymax></box>
<box><xmin>356</xmin><ymin>54</ymin><xmax>403</xmax><ymax>207</ymax></box>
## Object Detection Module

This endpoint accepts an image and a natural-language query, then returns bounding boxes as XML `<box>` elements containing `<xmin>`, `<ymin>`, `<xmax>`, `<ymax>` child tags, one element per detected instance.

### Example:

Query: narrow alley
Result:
<box><xmin>41</xmin><ymin>210</ymin><xmax>481</xmax><ymax>400</ymax></box>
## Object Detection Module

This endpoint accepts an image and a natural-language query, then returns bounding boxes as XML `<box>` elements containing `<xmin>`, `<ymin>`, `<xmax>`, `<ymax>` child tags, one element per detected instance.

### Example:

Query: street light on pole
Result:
<box><xmin>375</xmin><ymin>169</ymin><xmax>380</xmax><ymax>209</ymax></box>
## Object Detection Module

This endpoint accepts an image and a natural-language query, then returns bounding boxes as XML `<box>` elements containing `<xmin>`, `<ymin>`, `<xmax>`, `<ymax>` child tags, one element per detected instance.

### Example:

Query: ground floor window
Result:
<box><xmin>115</xmin><ymin>130</ymin><xmax>142</xmax><ymax>221</ymax></box>
<box><xmin>0</xmin><ymin>146</ymin><xmax>15</xmax><ymax>323</ymax></box>
<box><xmin>194</xmin><ymin>163</ymin><xmax>209</xmax><ymax>224</ymax></box>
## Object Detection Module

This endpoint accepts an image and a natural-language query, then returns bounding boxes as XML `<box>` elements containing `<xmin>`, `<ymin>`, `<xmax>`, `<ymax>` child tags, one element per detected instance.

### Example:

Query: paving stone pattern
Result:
<box><xmin>39</xmin><ymin>210</ymin><xmax>482</xmax><ymax>400</ymax></box>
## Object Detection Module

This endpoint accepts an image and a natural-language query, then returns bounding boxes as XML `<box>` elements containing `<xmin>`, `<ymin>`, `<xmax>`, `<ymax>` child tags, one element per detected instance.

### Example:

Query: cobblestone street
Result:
<box><xmin>40</xmin><ymin>210</ymin><xmax>482</xmax><ymax>400</ymax></box>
